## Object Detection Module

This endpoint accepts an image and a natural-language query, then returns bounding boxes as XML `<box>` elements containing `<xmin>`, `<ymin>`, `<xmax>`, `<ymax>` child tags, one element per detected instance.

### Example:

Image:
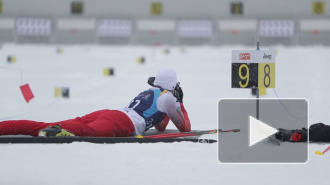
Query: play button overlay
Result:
<box><xmin>249</xmin><ymin>116</ymin><xmax>278</xmax><ymax>147</ymax></box>
<box><xmin>218</xmin><ymin>99</ymin><xmax>308</xmax><ymax>164</ymax></box>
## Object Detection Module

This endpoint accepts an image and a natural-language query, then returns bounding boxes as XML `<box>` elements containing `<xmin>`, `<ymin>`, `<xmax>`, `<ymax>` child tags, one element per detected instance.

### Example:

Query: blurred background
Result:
<box><xmin>0</xmin><ymin>2</ymin><xmax>330</xmax><ymax>184</ymax></box>
<box><xmin>0</xmin><ymin>0</ymin><xmax>329</xmax><ymax>46</ymax></box>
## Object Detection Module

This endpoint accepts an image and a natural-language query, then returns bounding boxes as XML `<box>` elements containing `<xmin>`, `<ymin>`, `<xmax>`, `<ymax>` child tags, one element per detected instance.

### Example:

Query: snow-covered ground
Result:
<box><xmin>0</xmin><ymin>44</ymin><xmax>329</xmax><ymax>185</ymax></box>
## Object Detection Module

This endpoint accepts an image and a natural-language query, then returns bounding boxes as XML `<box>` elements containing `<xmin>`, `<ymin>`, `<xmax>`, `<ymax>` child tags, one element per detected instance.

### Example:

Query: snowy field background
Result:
<box><xmin>0</xmin><ymin>44</ymin><xmax>329</xmax><ymax>185</ymax></box>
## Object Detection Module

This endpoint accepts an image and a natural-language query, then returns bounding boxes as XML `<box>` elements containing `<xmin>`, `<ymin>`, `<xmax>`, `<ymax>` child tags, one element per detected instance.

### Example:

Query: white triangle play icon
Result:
<box><xmin>249</xmin><ymin>116</ymin><xmax>278</xmax><ymax>147</ymax></box>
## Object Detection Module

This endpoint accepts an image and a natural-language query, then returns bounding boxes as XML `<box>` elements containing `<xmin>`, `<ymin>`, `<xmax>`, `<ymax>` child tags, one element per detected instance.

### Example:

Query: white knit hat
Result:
<box><xmin>154</xmin><ymin>68</ymin><xmax>177</xmax><ymax>90</ymax></box>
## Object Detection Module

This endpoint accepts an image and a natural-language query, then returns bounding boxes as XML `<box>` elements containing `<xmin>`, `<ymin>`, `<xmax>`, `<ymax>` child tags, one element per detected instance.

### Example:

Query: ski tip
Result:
<box><xmin>315</xmin><ymin>151</ymin><xmax>323</xmax><ymax>155</ymax></box>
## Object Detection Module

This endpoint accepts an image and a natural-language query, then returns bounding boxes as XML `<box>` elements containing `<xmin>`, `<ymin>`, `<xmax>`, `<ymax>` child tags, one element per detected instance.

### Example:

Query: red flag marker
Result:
<box><xmin>20</xmin><ymin>84</ymin><xmax>34</xmax><ymax>103</ymax></box>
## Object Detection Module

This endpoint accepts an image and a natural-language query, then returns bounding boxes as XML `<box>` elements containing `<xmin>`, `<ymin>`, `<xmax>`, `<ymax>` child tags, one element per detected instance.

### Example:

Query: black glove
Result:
<box><xmin>173</xmin><ymin>85</ymin><xmax>183</xmax><ymax>103</ymax></box>
<box><xmin>147</xmin><ymin>77</ymin><xmax>155</xmax><ymax>87</ymax></box>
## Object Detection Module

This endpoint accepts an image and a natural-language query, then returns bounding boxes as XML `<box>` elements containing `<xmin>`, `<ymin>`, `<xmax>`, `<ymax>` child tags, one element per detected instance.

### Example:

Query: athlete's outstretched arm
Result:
<box><xmin>160</xmin><ymin>94</ymin><xmax>191</xmax><ymax>132</ymax></box>
<box><xmin>154</xmin><ymin>114</ymin><xmax>170</xmax><ymax>131</ymax></box>
<box><xmin>176</xmin><ymin>102</ymin><xmax>191</xmax><ymax>132</ymax></box>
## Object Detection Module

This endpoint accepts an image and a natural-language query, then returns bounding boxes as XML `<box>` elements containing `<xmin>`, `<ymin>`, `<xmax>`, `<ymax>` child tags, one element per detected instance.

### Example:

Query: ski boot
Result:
<box><xmin>275</xmin><ymin>128</ymin><xmax>307</xmax><ymax>142</ymax></box>
<box><xmin>38</xmin><ymin>125</ymin><xmax>75</xmax><ymax>137</ymax></box>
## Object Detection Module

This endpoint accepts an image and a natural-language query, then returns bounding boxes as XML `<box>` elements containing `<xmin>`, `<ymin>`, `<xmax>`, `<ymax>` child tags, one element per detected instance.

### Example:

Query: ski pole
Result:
<box><xmin>315</xmin><ymin>145</ymin><xmax>330</xmax><ymax>155</ymax></box>
<box><xmin>139</xmin><ymin>129</ymin><xmax>240</xmax><ymax>139</ymax></box>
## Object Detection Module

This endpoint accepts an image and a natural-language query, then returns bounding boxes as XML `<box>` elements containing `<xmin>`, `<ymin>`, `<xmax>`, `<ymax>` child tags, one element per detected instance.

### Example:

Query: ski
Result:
<box><xmin>141</xmin><ymin>129</ymin><xmax>240</xmax><ymax>139</ymax></box>
<box><xmin>0</xmin><ymin>136</ymin><xmax>217</xmax><ymax>144</ymax></box>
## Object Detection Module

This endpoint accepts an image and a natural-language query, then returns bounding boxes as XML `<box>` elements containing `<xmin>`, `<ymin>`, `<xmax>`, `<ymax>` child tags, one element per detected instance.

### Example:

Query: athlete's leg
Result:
<box><xmin>0</xmin><ymin>120</ymin><xmax>55</xmax><ymax>136</ymax></box>
<box><xmin>55</xmin><ymin>110</ymin><xmax>111</xmax><ymax>136</ymax></box>
<box><xmin>86</xmin><ymin>110</ymin><xmax>135</xmax><ymax>137</ymax></box>
<box><xmin>0</xmin><ymin>110</ymin><xmax>135</xmax><ymax>137</ymax></box>
<box><xmin>0</xmin><ymin>110</ymin><xmax>106</xmax><ymax>136</ymax></box>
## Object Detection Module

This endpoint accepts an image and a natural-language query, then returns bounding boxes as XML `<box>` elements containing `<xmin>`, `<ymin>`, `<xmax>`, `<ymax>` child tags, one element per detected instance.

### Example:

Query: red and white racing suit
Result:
<box><xmin>0</xmin><ymin>87</ymin><xmax>190</xmax><ymax>137</ymax></box>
